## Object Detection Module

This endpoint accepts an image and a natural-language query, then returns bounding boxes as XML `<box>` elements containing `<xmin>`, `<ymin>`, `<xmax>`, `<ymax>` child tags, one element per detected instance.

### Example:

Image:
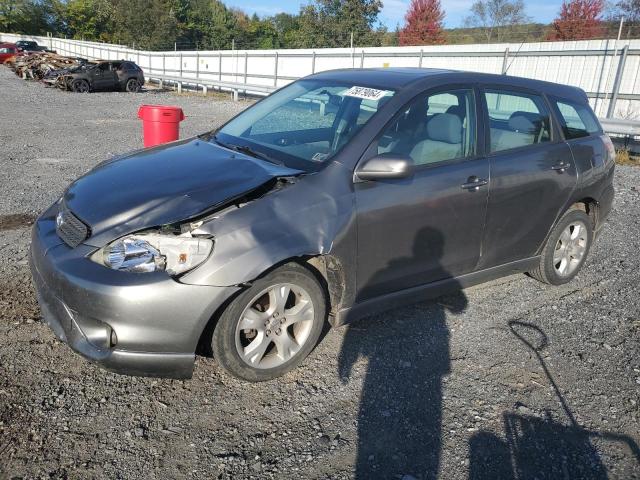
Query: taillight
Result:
<box><xmin>601</xmin><ymin>135</ymin><xmax>616</xmax><ymax>163</ymax></box>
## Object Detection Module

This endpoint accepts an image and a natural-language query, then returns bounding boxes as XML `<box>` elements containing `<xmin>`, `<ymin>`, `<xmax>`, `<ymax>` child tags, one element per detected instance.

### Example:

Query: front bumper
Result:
<box><xmin>29</xmin><ymin>207</ymin><xmax>239</xmax><ymax>379</ymax></box>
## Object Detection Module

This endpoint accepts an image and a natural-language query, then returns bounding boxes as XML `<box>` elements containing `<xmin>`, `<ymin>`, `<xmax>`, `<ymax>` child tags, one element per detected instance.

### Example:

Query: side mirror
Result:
<box><xmin>356</xmin><ymin>153</ymin><xmax>414</xmax><ymax>181</ymax></box>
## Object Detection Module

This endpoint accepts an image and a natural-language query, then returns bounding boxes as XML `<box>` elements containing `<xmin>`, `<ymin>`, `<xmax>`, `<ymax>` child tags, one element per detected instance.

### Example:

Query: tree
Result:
<box><xmin>613</xmin><ymin>0</ymin><xmax>640</xmax><ymax>22</ymax></box>
<box><xmin>308</xmin><ymin>0</ymin><xmax>383</xmax><ymax>47</ymax></box>
<box><xmin>65</xmin><ymin>0</ymin><xmax>114</xmax><ymax>40</ymax></box>
<box><xmin>0</xmin><ymin>0</ymin><xmax>57</xmax><ymax>34</ymax></box>
<box><xmin>110</xmin><ymin>0</ymin><xmax>178</xmax><ymax>49</ymax></box>
<box><xmin>547</xmin><ymin>0</ymin><xmax>605</xmax><ymax>40</ymax></box>
<box><xmin>464</xmin><ymin>0</ymin><xmax>530</xmax><ymax>43</ymax></box>
<box><xmin>399</xmin><ymin>0</ymin><xmax>446</xmax><ymax>45</ymax></box>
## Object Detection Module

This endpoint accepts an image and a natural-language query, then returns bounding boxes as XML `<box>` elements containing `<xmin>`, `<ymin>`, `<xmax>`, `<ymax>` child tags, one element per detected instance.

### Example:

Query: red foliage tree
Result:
<box><xmin>399</xmin><ymin>0</ymin><xmax>446</xmax><ymax>46</ymax></box>
<box><xmin>547</xmin><ymin>0</ymin><xmax>605</xmax><ymax>40</ymax></box>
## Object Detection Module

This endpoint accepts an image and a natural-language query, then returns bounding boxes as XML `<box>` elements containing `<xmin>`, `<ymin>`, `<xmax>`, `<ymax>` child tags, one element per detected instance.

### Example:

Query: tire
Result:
<box><xmin>71</xmin><ymin>79</ymin><xmax>90</xmax><ymax>93</ymax></box>
<box><xmin>125</xmin><ymin>78</ymin><xmax>141</xmax><ymax>93</ymax></box>
<box><xmin>529</xmin><ymin>207</ymin><xmax>593</xmax><ymax>285</ymax></box>
<box><xmin>212</xmin><ymin>263</ymin><xmax>326</xmax><ymax>382</ymax></box>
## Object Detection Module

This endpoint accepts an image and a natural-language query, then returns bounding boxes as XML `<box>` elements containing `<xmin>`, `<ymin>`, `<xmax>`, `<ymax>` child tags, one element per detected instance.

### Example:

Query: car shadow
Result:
<box><xmin>338</xmin><ymin>227</ymin><xmax>467</xmax><ymax>479</ymax></box>
<box><xmin>468</xmin><ymin>321</ymin><xmax>640</xmax><ymax>480</ymax></box>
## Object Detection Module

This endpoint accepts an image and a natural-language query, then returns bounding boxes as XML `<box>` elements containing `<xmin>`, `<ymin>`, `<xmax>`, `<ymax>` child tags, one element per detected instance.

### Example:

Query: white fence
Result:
<box><xmin>2</xmin><ymin>32</ymin><xmax>640</xmax><ymax>120</ymax></box>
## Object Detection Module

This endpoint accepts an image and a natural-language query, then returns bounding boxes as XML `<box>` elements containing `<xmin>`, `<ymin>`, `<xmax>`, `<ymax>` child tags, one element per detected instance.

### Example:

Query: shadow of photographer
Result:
<box><xmin>338</xmin><ymin>227</ymin><xmax>468</xmax><ymax>479</ymax></box>
<box><xmin>468</xmin><ymin>321</ymin><xmax>640</xmax><ymax>480</ymax></box>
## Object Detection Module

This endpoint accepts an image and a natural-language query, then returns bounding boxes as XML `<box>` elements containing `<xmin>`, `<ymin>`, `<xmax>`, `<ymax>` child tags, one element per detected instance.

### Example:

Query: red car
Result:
<box><xmin>0</xmin><ymin>43</ymin><xmax>19</xmax><ymax>63</ymax></box>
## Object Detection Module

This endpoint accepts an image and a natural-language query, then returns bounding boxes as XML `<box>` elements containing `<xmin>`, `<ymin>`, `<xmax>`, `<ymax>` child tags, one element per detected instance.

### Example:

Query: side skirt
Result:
<box><xmin>332</xmin><ymin>256</ymin><xmax>540</xmax><ymax>327</ymax></box>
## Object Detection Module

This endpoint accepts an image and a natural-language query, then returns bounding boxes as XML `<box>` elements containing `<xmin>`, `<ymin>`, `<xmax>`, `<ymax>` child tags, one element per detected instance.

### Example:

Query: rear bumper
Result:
<box><xmin>29</xmin><ymin>206</ymin><xmax>240</xmax><ymax>378</ymax></box>
<box><xmin>596</xmin><ymin>184</ymin><xmax>614</xmax><ymax>232</ymax></box>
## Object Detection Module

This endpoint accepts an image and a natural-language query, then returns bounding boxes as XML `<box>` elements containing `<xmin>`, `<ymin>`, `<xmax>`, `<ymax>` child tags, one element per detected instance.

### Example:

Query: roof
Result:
<box><xmin>307</xmin><ymin>67</ymin><xmax>586</xmax><ymax>103</ymax></box>
<box><xmin>308</xmin><ymin>67</ymin><xmax>454</xmax><ymax>90</ymax></box>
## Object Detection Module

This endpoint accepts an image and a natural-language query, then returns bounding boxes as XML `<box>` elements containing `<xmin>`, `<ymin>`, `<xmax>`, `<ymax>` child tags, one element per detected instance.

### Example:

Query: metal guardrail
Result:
<box><xmin>599</xmin><ymin>118</ymin><xmax>640</xmax><ymax>137</ymax></box>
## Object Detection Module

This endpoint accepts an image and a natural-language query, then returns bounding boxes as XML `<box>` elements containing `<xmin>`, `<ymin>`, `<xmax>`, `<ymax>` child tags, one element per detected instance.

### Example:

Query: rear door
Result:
<box><xmin>551</xmin><ymin>98</ymin><xmax>610</xmax><ymax>181</ymax></box>
<box><xmin>477</xmin><ymin>87</ymin><xmax>577</xmax><ymax>269</ymax></box>
<box><xmin>355</xmin><ymin>86</ymin><xmax>490</xmax><ymax>301</ymax></box>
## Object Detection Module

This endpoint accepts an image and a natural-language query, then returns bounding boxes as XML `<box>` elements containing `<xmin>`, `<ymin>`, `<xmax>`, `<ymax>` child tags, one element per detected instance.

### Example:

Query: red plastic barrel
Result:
<box><xmin>137</xmin><ymin>105</ymin><xmax>185</xmax><ymax>147</ymax></box>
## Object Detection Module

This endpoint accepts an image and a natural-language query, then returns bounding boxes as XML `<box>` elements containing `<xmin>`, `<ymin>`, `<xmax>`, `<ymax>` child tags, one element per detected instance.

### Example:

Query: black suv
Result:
<box><xmin>30</xmin><ymin>69</ymin><xmax>615</xmax><ymax>381</ymax></box>
<box><xmin>64</xmin><ymin>60</ymin><xmax>145</xmax><ymax>93</ymax></box>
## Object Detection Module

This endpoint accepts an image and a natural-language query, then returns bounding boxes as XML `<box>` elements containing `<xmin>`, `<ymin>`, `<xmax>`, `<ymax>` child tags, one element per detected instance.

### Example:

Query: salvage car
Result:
<box><xmin>30</xmin><ymin>68</ymin><xmax>615</xmax><ymax>381</ymax></box>
<box><xmin>14</xmin><ymin>40</ymin><xmax>54</xmax><ymax>53</ymax></box>
<box><xmin>63</xmin><ymin>60</ymin><xmax>144</xmax><ymax>93</ymax></box>
<box><xmin>0</xmin><ymin>43</ymin><xmax>18</xmax><ymax>63</ymax></box>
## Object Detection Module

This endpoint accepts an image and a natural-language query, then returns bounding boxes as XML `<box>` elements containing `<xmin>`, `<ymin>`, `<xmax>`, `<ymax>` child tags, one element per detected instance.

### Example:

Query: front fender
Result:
<box><xmin>179</xmin><ymin>162</ymin><xmax>355</xmax><ymax>287</ymax></box>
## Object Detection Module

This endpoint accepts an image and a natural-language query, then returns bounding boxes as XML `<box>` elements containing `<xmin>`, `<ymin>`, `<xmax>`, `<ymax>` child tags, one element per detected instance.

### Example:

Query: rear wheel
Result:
<box><xmin>71</xmin><ymin>79</ymin><xmax>90</xmax><ymax>93</ymax></box>
<box><xmin>212</xmin><ymin>263</ymin><xmax>326</xmax><ymax>381</ymax></box>
<box><xmin>529</xmin><ymin>208</ymin><xmax>593</xmax><ymax>285</ymax></box>
<box><xmin>125</xmin><ymin>78</ymin><xmax>141</xmax><ymax>92</ymax></box>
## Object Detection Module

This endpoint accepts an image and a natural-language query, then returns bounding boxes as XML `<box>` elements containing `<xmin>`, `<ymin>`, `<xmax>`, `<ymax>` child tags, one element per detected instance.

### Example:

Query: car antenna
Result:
<box><xmin>504</xmin><ymin>38</ymin><xmax>526</xmax><ymax>75</ymax></box>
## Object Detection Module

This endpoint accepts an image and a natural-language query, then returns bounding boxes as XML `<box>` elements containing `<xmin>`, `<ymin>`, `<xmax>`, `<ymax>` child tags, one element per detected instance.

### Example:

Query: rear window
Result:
<box><xmin>554</xmin><ymin>100</ymin><xmax>601</xmax><ymax>139</ymax></box>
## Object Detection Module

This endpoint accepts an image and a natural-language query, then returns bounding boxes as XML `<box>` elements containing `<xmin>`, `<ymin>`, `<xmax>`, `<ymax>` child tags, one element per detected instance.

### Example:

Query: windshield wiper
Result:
<box><xmin>212</xmin><ymin>136</ymin><xmax>283</xmax><ymax>166</ymax></box>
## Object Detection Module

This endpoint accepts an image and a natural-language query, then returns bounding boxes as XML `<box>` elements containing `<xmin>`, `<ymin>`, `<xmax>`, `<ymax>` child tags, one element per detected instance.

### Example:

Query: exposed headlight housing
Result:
<box><xmin>96</xmin><ymin>233</ymin><xmax>213</xmax><ymax>276</ymax></box>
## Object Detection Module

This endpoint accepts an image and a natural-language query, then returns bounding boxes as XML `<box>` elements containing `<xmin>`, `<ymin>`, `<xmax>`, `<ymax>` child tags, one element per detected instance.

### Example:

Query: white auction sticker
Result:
<box><xmin>343</xmin><ymin>86</ymin><xmax>390</xmax><ymax>101</ymax></box>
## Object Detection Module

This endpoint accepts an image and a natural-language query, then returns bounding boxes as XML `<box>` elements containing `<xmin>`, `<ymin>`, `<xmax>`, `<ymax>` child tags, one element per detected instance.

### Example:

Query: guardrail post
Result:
<box><xmin>607</xmin><ymin>44</ymin><xmax>629</xmax><ymax>118</ymax></box>
<box><xmin>274</xmin><ymin>52</ymin><xmax>279</xmax><ymax>87</ymax></box>
<box><xmin>179</xmin><ymin>52</ymin><xmax>183</xmax><ymax>78</ymax></box>
<box><xmin>244</xmin><ymin>52</ymin><xmax>248</xmax><ymax>85</ymax></box>
<box><xmin>312</xmin><ymin>51</ymin><xmax>316</xmax><ymax>73</ymax></box>
<box><xmin>501</xmin><ymin>48</ymin><xmax>509</xmax><ymax>74</ymax></box>
<box><xmin>360</xmin><ymin>50</ymin><xmax>365</xmax><ymax>68</ymax></box>
<box><xmin>419</xmin><ymin>49</ymin><xmax>423</xmax><ymax>68</ymax></box>
<box><xmin>162</xmin><ymin>53</ymin><xmax>166</xmax><ymax>76</ymax></box>
<box><xmin>218</xmin><ymin>53</ymin><xmax>222</xmax><ymax>84</ymax></box>
<box><xmin>196</xmin><ymin>51</ymin><xmax>200</xmax><ymax>79</ymax></box>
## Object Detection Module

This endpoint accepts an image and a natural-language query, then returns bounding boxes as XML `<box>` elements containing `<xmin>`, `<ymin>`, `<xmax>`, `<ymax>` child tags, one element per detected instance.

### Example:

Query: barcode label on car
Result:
<box><xmin>343</xmin><ymin>86</ymin><xmax>390</xmax><ymax>101</ymax></box>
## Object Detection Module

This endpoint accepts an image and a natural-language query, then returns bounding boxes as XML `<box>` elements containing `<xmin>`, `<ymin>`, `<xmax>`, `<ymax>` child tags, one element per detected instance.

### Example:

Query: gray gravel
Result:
<box><xmin>1</xmin><ymin>66</ymin><xmax>639</xmax><ymax>480</ymax></box>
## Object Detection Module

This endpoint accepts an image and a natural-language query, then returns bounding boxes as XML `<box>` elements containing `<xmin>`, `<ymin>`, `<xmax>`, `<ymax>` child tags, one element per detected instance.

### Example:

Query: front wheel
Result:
<box><xmin>529</xmin><ymin>208</ymin><xmax>593</xmax><ymax>285</ymax></box>
<box><xmin>212</xmin><ymin>263</ymin><xmax>326</xmax><ymax>381</ymax></box>
<box><xmin>71</xmin><ymin>79</ymin><xmax>90</xmax><ymax>93</ymax></box>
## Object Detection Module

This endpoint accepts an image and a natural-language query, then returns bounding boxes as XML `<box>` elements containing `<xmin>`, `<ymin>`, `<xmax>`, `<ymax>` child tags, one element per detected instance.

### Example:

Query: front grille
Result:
<box><xmin>56</xmin><ymin>203</ymin><xmax>89</xmax><ymax>247</ymax></box>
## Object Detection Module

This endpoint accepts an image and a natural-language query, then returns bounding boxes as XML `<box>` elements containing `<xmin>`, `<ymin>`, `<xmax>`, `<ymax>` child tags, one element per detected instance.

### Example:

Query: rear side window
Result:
<box><xmin>484</xmin><ymin>89</ymin><xmax>551</xmax><ymax>153</ymax></box>
<box><xmin>554</xmin><ymin>100</ymin><xmax>601</xmax><ymax>139</ymax></box>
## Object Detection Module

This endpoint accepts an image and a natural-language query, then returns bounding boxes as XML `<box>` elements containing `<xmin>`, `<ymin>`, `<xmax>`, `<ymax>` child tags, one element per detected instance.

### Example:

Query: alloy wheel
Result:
<box><xmin>235</xmin><ymin>283</ymin><xmax>315</xmax><ymax>369</ymax></box>
<box><xmin>553</xmin><ymin>221</ymin><xmax>588</xmax><ymax>277</ymax></box>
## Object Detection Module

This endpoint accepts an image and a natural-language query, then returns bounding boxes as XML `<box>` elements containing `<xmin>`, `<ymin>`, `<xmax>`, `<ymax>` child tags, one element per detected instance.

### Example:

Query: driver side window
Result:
<box><xmin>378</xmin><ymin>88</ymin><xmax>476</xmax><ymax>166</ymax></box>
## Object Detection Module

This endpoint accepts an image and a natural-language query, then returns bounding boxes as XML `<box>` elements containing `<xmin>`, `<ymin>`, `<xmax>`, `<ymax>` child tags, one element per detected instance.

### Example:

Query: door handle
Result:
<box><xmin>461</xmin><ymin>176</ymin><xmax>488</xmax><ymax>191</ymax></box>
<box><xmin>551</xmin><ymin>162</ymin><xmax>569</xmax><ymax>173</ymax></box>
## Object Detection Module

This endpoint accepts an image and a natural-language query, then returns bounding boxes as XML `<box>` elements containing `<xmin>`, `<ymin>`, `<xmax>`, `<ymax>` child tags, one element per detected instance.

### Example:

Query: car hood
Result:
<box><xmin>63</xmin><ymin>138</ymin><xmax>302</xmax><ymax>246</ymax></box>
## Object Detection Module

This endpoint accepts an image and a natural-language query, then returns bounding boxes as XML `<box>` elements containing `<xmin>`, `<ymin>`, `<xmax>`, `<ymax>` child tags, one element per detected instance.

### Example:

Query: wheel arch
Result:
<box><xmin>196</xmin><ymin>253</ymin><xmax>346</xmax><ymax>356</ymax></box>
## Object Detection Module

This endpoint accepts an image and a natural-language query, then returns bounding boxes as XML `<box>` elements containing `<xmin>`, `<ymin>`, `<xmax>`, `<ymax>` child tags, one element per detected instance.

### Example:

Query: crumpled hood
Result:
<box><xmin>64</xmin><ymin>138</ymin><xmax>302</xmax><ymax>246</ymax></box>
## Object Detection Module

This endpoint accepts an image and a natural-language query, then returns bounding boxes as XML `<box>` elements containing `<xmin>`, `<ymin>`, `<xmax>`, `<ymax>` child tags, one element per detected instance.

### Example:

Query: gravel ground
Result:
<box><xmin>0</xmin><ymin>66</ymin><xmax>639</xmax><ymax>480</ymax></box>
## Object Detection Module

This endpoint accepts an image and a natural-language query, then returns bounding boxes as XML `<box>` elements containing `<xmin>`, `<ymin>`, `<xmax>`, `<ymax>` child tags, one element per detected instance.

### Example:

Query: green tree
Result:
<box><xmin>0</xmin><ymin>0</ymin><xmax>57</xmax><ymax>34</ymax></box>
<box><xmin>65</xmin><ymin>0</ymin><xmax>114</xmax><ymax>40</ymax></box>
<box><xmin>110</xmin><ymin>0</ymin><xmax>178</xmax><ymax>49</ymax></box>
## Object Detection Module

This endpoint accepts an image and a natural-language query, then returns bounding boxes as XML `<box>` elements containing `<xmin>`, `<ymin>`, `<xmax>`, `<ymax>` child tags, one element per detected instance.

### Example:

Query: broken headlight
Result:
<box><xmin>96</xmin><ymin>233</ymin><xmax>213</xmax><ymax>276</ymax></box>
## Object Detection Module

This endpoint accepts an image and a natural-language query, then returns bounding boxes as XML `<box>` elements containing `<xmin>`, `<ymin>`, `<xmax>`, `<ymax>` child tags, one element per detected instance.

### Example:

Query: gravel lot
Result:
<box><xmin>1</xmin><ymin>66</ymin><xmax>639</xmax><ymax>480</ymax></box>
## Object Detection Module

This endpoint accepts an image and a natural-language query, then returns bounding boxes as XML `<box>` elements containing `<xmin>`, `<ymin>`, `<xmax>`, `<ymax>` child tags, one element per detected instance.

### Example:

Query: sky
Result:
<box><xmin>224</xmin><ymin>1</ymin><xmax>563</xmax><ymax>29</ymax></box>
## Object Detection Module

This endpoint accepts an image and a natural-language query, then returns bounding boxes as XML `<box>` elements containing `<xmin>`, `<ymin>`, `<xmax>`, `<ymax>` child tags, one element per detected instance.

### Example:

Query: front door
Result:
<box><xmin>92</xmin><ymin>63</ymin><xmax>117</xmax><ymax>90</ymax></box>
<box><xmin>477</xmin><ymin>87</ymin><xmax>578</xmax><ymax>269</ymax></box>
<box><xmin>355</xmin><ymin>87</ymin><xmax>489</xmax><ymax>302</ymax></box>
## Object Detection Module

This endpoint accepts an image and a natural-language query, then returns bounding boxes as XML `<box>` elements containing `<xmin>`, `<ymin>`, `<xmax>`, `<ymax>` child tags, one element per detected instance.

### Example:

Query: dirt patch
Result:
<box><xmin>0</xmin><ymin>214</ymin><xmax>37</xmax><ymax>231</ymax></box>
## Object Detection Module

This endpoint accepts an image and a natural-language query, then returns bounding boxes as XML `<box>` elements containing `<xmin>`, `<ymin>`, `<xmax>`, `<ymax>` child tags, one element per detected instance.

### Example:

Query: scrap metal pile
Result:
<box><xmin>7</xmin><ymin>52</ymin><xmax>91</xmax><ymax>88</ymax></box>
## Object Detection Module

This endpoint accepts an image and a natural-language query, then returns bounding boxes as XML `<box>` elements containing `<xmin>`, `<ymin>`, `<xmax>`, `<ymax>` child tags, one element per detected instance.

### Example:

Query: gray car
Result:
<box><xmin>30</xmin><ymin>68</ymin><xmax>615</xmax><ymax>381</ymax></box>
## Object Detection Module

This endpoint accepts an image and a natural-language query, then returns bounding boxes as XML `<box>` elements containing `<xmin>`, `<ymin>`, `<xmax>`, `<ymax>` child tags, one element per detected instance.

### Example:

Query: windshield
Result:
<box><xmin>214</xmin><ymin>79</ymin><xmax>395</xmax><ymax>170</ymax></box>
